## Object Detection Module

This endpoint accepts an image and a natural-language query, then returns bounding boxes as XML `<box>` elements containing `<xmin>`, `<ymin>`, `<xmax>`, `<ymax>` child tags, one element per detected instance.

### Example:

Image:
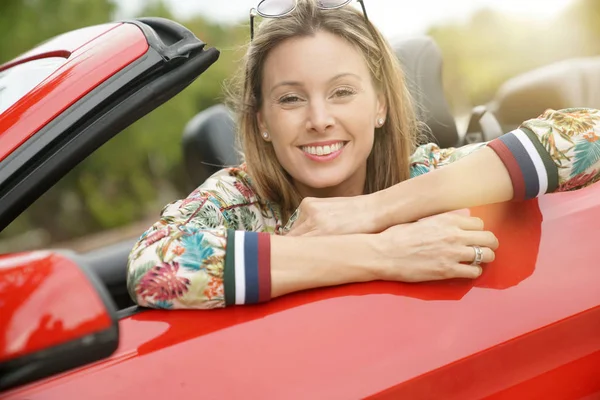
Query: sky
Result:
<box><xmin>116</xmin><ymin>0</ymin><xmax>574</xmax><ymax>40</ymax></box>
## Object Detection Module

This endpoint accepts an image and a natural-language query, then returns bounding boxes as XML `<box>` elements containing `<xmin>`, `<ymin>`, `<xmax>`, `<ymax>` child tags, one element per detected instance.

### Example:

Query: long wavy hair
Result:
<box><xmin>226</xmin><ymin>0</ymin><xmax>418</xmax><ymax>221</ymax></box>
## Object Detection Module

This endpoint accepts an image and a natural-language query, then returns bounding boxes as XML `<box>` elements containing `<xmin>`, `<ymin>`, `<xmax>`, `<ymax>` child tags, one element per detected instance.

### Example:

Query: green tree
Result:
<box><xmin>0</xmin><ymin>0</ymin><xmax>116</xmax><ymax>63</ymax></box>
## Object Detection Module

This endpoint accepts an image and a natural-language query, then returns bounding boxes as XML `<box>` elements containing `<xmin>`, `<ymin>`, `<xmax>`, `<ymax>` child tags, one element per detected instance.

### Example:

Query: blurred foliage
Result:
<box><xmin>428</xmin><ymin>0</ymin><xmax>600</xmax><ymax>112</ymax></box>
<box><xmin>0</xmin><ymin>0</ymin><xmax>116</xmax><ymax>61</ymax></box>
<box><xmin>1</xmin><ymin>0</ymin><xmax>600</xmax><ymax>251</ymax></box>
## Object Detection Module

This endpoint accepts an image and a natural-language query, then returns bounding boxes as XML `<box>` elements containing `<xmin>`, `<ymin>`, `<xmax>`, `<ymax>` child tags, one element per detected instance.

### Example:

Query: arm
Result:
<box><xmin>127</xmin><ymin>169</ymin><xmax>378</xmax><ymax>309</ymax></box>
<box><xmin>129</xmin><ymin>179</ymin><xmax>496</xmax><ymax>308</ymax></box>
<box><xmin>127</xmin><ymin>167</ymin><xmax>275</xmax><ymax>309</ymax></box>
<box><xmin>127</xmin><ymin>193</ymin><xmax>232</xmax><ymax>309</ymax></box>
<box><xmin>270</xmin><ymin>235</ymin><xmax>375</xmax><ymax>297</ymax></box>
<box><xmin>376</xmin><ymin>146</ymin><xmax>513</xmax><ymax>226</ymax></box>
<box><xmin>128</xmin><ymin>215</ymin><xmax>374</xmax><ymax>308</ymax></box>
<box><xmin>376</xmin><ymin>108</ymin><xmax>600</xmax><ymax>227</ymax></box>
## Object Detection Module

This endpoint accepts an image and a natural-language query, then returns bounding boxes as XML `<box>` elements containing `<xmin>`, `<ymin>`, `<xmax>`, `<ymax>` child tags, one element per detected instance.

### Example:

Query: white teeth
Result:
<box><xmin>301</xmin><ymin>142</ymin><xmax>344</xmax><ymax>156</ymax></box>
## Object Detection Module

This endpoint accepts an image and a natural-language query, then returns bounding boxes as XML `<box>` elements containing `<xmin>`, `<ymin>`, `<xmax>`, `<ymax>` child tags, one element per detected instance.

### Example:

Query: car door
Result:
<box><xmin>0</xmin><ymin>16</ymin><xmax>219</xmax><ymax>392</ymax></box>
<box><xmin>0</xmin><ymin>17</ymin><xmax>219</xmax><ymax>233</ymax></box>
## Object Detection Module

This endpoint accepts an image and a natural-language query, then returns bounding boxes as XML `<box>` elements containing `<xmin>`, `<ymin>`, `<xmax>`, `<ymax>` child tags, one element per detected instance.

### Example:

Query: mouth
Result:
<box><xmin>298</xmin><ymin>140</ymin><xmax>348</xmax><ymax>162</ymax></box>
<box><xmin>299</xmin><ymin>141</ymin><xmax>347</xmax><ymax>156</ymax></box>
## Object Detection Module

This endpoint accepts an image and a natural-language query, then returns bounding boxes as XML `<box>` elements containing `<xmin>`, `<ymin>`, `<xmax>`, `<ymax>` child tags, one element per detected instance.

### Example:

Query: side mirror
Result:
<box><xmin>0</xmin><ymin>250</ymin><xmax>119</xmax><ymax>391</ymax></box>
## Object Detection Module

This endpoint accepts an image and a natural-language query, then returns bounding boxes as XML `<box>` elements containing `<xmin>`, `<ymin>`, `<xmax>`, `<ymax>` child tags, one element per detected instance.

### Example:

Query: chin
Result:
<box><xmin>295</xmin><ymin>172</ymin><xmax>348</xmax><ymax>191</ymax></box>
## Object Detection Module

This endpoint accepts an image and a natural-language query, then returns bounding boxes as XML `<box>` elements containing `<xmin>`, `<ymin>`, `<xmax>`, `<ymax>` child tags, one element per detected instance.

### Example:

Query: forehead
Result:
<box><xmin>262</xmin><ymin>30</ymin><xmax>370</xmax><ymax>86</ymax></box>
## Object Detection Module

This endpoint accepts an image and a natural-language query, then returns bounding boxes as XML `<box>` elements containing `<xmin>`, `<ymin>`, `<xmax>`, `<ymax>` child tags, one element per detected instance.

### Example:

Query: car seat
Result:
<box><xmin>488</xmin><ymin>56</ymin><xmax>600</xmax><ymax>132</ymax></box>
<box><xmin>182</xmin><ymin>36</ymin><xmax>462</xmax><ymax>188</ymax></box>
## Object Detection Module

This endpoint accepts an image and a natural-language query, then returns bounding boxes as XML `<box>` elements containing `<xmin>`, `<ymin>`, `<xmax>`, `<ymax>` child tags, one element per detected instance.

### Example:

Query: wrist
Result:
<box><xmin>270</xmin><ymin>234</ymin><xmax>378</xmax><ymax>297</ymax></box>
<box><xmin>375</xmin><ymin>172</ymin><xmax>447</xmax><ymax>227</ymax></box>
<box><xmin>361</xmin><ymin>232</ymin><xmax>389</xmax><ymax>280</ymax></box>
<box><xmin>362</xmin><ymin>192</ymin><xmax>388</xmax><ymax>232</ymax></box>
<box><xmin>372</xmin><ymin>185</ymin><xmax>420</xmax><ymax>229</ymax></box>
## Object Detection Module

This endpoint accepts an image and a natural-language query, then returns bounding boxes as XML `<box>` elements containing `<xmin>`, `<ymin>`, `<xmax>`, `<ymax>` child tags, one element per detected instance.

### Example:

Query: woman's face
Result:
<box><xmin>257</xmin><ymin>30</ymin><xmax>386</xmax><ymax>198</ymax></box>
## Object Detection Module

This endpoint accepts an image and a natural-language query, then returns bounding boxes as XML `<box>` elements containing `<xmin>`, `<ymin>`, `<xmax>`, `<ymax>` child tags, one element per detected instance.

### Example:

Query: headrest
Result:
<box><xmin>183</xmin><ymin>36</ymin><xmax>457</xmax><ymax>187</ymax></box>
<box><xmin>181</xmin><ymin>104</ymin><xmax>240</xmax><ymax>189</ymax></box>
<box><xmin>394</xmin><ymin>36</ymin><xmax>458</xmax><ymax>148</ymax></box>
<box><xmin>489</xmin><ymin>57</ymin><xmax>600</xmax><ymax>131</ymax></box>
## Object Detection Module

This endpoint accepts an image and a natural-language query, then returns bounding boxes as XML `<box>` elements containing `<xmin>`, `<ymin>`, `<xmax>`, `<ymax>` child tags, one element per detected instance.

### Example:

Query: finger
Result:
<box><xmin>452</xmin><ymin>215</ymin><xmax>485</xmax><ymax>231</ymax></box>
<box><xmin>420</xmin><ymin>213</ymin><xmax>483</xmax><ymax>231</ymax></box>
<box><xmin>447</xmin><ymin>263</ymin><xmax>483</xmax><ymax>279</ymax></box>
<box><xmin>283</xmin><ymin>208</ymin><xmax>306</xmax><ymax>236</ymax></box>
<box><xmin>447</xmin><ymin>208</ymin><xmax>471</xmax><ymax>217</ymax></box>
<box><xmin>461</xmin><ymin>230</ymin><xmax>499</xmax><ymax>250</ymax></box>
<box><xmin>432</xmin><ymin>213</ymin><xmax>484</xmax><ymax>230</ymax></box>
<box><xmin>285</xmin><ymin>222</ymin><xmax>309</xmax><ymax>236</ymax></box>
<box><xmin>458</xmin><ymin>246</ymin><xmax>496</xmax><ymax>264</ymax></box>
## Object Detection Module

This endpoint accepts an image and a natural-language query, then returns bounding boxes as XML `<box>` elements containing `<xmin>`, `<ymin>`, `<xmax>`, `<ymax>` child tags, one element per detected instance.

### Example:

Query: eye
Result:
<box><xmin>332</xmin><ymin>86</ymin><xmax>357</xmax><ymax>98</ymax></box>
<box><xmin>278</xmin><ymin>94</ymin><xmax>303</xmax><ymax>104</ymax></box>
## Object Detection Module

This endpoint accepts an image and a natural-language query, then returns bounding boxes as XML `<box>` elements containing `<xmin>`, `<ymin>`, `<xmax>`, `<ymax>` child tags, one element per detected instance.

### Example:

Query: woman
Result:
<box><xmin>127</xmin><ymin>0</ymin><xmax>600</xmax><ymax>309</ymax></box>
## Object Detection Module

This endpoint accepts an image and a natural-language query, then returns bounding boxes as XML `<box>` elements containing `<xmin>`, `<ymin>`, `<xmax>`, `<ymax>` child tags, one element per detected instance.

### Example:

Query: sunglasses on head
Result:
<box><xmin>250</xmin><ymin>0</ymin><xmax>369</xmax><ymax>40</ymax></box>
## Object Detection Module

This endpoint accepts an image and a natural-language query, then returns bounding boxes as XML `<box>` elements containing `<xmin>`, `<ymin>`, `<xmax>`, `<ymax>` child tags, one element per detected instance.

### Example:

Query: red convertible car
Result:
<box><xmin>1</xmin><ymin>17</ymin><xmax>600</xmax><ymax>400</ymax></box>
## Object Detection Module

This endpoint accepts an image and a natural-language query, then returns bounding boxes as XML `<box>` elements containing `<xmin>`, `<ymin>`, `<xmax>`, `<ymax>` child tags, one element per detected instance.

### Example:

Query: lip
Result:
<box><xmin>299</xmin><ymin>140</ymin><xmax>347</xmax><ymax>147</ymax></box>
<box><xmin>298</xmin><ymin>141</ymin><xmax>348</xmax><ymax>163</ymax></box>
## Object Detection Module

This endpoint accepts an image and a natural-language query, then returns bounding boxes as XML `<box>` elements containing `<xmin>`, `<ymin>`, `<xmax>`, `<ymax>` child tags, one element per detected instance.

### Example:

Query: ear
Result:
<box><xmin>257</xmin><ymin>109</ymin><xmax>267</xmax><ymax>133</ymax></box>
<box><xmin>256</xmin><ymin>109</ymin><xmax>271</xmax><ymax>141</ymax></box>
<box><xmin>376</xmin><ymin>92</ymin><xmax>387</xmax><ymax>120</ymax></box>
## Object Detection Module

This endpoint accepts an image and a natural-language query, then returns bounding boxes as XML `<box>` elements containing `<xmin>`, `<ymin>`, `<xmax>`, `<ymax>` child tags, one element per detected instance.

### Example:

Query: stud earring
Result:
<box><xmin>262</xmin><ymin>132</ymin><xmax>269</xmax><ymax>139</ymax></box>
<box><xmin>377</xmin><ymin>118</ymin><xmax>385</xmax><ymax>127</ymax></box>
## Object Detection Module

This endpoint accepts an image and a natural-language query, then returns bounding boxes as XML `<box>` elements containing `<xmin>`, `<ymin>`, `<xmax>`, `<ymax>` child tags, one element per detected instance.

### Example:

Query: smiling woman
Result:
<box><xmin>127</xmin><ymin>0</ymin><xmax>600</xmax><ymax>309</ymax></box>
<box><xmin>257</xmin><ymin>31</ymin><xmax>388</xmax><ymax>199</ymax></box>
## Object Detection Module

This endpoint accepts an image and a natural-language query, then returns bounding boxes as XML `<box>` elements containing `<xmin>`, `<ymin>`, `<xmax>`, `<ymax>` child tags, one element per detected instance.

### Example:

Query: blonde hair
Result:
<box><xmin>226</xmin><ymin>0</ymin><xmax>418</xmax><ymax>221</ymax></box>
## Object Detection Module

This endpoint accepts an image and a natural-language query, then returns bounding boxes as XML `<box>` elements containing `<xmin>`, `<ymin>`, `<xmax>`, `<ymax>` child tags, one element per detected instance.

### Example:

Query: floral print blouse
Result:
<box><xmin>127</xmin><ymin>108</ymin><xmax>600</xmax><ymax>310</ymax></box>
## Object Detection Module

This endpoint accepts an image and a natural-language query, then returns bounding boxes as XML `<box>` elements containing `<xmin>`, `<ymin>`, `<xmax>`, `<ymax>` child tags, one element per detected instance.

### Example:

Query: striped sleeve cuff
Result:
<box><xmin>224</xmin><ymin>230</ymin><xmax>271</xmax><ymax>306</ymax></box>
<box><xmin>487</xmin><ymin>127</ymin><xmax>559</xmax><ymax>201</ymax></box>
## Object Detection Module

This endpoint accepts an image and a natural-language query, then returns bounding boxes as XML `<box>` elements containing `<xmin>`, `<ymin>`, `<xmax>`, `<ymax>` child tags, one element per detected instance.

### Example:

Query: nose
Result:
<box><xmin>305</xmin><ymin>99</ymin><xmax>335</xmax><ymax>134</ymax></box>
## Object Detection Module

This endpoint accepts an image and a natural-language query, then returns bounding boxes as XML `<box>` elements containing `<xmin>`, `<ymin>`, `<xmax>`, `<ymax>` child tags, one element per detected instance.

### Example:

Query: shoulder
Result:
<box><xmin>410</xmin><ymin>143</ymin><xmax>440</xmax><ymax>163</ymax></box>
<box><xmin>194</xmin><ymin>164</ymin><xmax>260</xmax><ymax>207</ymax></box>
<box><xmin>409</xmin><ymin>143</ymin><xmax>442</xmax><ymax>177</ymax></box>
<box><xmin>160</xmin><ymin>165</ymin><xmax>259</xmax><ymax>219</ymax></box>
<box><xmin>158</xmin><ymin>164</ymin><xmax>269</xmax><ymax>231</ymax></box>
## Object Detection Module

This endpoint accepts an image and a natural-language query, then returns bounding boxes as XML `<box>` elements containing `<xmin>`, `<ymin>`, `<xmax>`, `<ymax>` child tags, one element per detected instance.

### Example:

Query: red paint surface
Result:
<box><xmin>5</xmin><ymin>183</ymin><xmax>600</xmax><ymax>399</ymax></box>
<box><xmin>0</xmin><ymin>252</ymin><xmax>112</xmax><ymax>362</ymax></box>
<box><xmin>0</xmin><ymin>24</ymin><xmax>118</xmax><ymax>72</ymax></box>
<box><xmin>0</xmin><ymin>23</ymin><xmax>148</xmax><ymax>163</ymax></box>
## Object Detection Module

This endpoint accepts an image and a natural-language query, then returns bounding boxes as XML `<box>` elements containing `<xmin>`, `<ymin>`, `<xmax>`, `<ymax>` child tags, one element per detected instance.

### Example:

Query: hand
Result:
<box><xmin>285</xmin><ymin>195</ymin><xmax>380</xmax><ymax>236</ymax></box>
<box><xmin>372</xmin><ymin>213</ymin><xmax>499</xmax><ymax>282</ymax></box>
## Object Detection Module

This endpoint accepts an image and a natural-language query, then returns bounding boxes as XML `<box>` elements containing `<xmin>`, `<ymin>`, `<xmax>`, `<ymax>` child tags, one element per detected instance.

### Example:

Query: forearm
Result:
<box><xmin>377</xmin><ymin>147</ymin><xmax>513</xmax><ymax>225</ymax></box>
<box><xmin>377</xmin><ymin>108</ymin><xmax>600</xmax><ymax>227</ymax></box>
<box><xmin>270</xmin><ymin>234</ymin><xmax>378</xmax><ymax>298</ymax></box>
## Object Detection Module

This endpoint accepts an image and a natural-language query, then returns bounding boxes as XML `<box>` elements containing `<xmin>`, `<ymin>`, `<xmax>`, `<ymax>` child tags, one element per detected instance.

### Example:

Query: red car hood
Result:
<box><xmin>6</xmin><ymin>183</ymin><xmax>600</xmax><ymax>399</ymax></box>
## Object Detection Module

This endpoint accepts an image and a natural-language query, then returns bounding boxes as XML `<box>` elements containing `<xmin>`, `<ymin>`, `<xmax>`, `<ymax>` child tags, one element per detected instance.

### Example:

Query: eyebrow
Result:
<box><xmin>270</xmin><ymin>73</ymin><xmax>362</xmax><ymax>94</ymax></box>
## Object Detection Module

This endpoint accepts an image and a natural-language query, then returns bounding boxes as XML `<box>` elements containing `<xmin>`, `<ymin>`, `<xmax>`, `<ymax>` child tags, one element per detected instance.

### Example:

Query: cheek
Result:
<box><xmin>341</xmin><ymin>97</ymin><xmax>378</xmax><ymax>130</ymax></box>
<box><xmin>270</xmin><ymin>141</ymin><xmax>294</xmax><ymax>161</ymax></box>
<box><xmin>265</xmin><ymin>113</ymin><xmax>307</xmax><ymax>162</ymax></box>
<box><xmin>265</xmin><ymin>109</ymin><xmax>300</xmax><ymax>141</ymax></box>
<box><xmin>343</xmin><ymin>110</ymin><xmax>376</xmax><ymax>144</ymax></box>
<box><xmin>268</xmin><ymin>124</ymin><xmax>299</xmax><ymax>164</ymax></box>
